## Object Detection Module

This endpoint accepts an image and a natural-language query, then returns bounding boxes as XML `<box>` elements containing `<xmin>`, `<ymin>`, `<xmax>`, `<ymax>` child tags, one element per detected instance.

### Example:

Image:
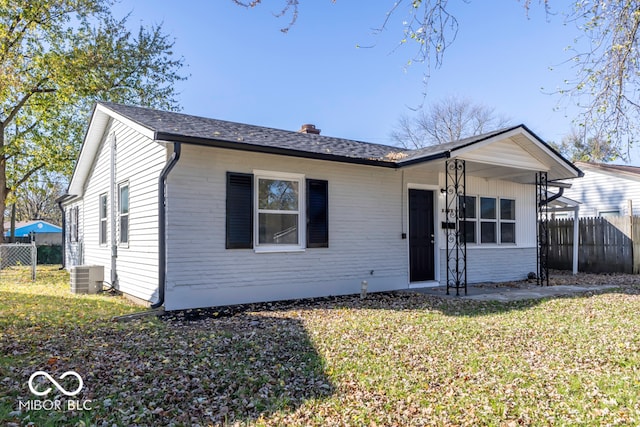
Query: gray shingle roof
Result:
<box><xmin>575</xmin><ymin>161</ymin><xmax>640</xmax><ymax>177</ymax></box>
<box><xmin>97</xmin><ymin>102</ymin><xmax>526</xmax><ymax>167</ymax></box>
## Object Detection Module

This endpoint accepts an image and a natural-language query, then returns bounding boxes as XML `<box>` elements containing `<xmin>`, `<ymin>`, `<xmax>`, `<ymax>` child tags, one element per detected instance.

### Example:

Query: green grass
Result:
<box><xmin>0</xmin><ymin>266</ymin><xmax>141</xmax><ymax>329</ymax></box>
<box><xmin>1</xmin><ymin>268</ymin><xmax>639</xmax><ymax>426</ymax></box>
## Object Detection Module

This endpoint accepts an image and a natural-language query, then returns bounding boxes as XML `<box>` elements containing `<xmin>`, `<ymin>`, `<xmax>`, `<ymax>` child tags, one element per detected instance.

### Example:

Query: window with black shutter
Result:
<box><xmin>226</xmin><ymin>172</ymin><xmax>253</xmax><ymax>249</ymax></box>
<box><xmin>306</xmin><ymin>179</ymin><xmax>328</xmax><ymax>248</ymax></box>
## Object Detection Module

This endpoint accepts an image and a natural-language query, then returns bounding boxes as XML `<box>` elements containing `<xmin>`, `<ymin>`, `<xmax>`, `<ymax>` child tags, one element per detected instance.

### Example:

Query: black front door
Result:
<box><xmin>409</xmin><ymin>189</ymin><xmax>435</xmax><ymax>282</ymax></box>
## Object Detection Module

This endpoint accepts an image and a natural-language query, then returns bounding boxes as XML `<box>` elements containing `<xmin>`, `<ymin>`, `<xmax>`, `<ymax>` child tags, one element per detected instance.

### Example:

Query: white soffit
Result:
<box><xmin>458</xmin><ymin>137</ymin><xmax>549</xmax><ymax>172</ymax></box>
<box><xmin>452</xmin><ymin>127</ymin><xmax>579</xmax><ymax>180</ymax></box>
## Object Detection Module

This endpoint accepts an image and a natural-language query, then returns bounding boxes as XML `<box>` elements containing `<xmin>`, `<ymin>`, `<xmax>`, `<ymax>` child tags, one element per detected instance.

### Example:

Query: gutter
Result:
<box><xmin>151</xmin><ymin>142</ymin><xmax>182</xmax><ymax>309</ymax></box>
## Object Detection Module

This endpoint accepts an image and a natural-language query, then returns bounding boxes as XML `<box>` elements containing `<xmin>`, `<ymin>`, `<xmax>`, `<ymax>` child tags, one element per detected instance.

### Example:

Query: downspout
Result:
<box><xmin>110</xmin><ymin>133</ymin><xmax>117</xmax><ymax>287</ymax></box>
<box><xmin>151</xmin><ymin>142</ymin><xmax>181</xmax><ymax>309</ymax></box>
<box><xmin>57</xmin><ymin>198</ymin><xmax>66</xmax><ymax>270</ymax></box>
<box><xmin>539</xmin><ymin>187</ymin><xmax>564</xmax><ymax>207</ymax></box>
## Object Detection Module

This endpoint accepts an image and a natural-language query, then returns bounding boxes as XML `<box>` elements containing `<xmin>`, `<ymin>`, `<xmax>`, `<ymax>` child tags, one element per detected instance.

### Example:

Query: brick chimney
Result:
<box><xmin>298</xmin><ymin>124</ymin><xmax>321</xmax><ymax>135</ymax></box>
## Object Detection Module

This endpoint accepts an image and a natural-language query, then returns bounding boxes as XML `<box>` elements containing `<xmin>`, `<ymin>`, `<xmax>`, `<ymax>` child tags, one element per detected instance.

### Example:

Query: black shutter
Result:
<box><xmin>226</xmin><ymin>172</ymin><xmax>253</xmax><ymax>249</ymax></box>
<box><xmin>306</xmin><ymin>179</ymin><xmax>328</xmax><ymax>248</ymax></box>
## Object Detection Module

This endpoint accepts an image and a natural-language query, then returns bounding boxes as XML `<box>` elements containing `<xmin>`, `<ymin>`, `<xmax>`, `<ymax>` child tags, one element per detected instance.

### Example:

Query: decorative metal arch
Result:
<box><xmin>445</xmin><ymin>159</ymin><xmax>467</xmax><ymax>295</ymax></box>
<box><xmin>536</xmin><ymin>171</ymin><xmax>549</xmax><ymax>286</ymax></box>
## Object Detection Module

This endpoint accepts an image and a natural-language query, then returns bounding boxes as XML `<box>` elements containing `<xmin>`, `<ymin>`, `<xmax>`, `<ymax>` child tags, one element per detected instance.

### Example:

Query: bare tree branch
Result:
<box><xmin>391</xmin><ymin>95</ymin><xmax>511</xmax><ymax>148</ymax></box>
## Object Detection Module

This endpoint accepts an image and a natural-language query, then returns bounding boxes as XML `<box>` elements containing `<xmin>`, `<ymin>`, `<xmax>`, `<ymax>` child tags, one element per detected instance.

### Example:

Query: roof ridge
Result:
<box><xmin>97</xmin><ymin>101</ymin><xmax>404</xmax><ymax>153</ymax></box>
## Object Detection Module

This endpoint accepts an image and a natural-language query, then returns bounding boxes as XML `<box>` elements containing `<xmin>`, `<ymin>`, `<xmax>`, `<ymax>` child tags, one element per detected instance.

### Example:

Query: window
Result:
<box><xmin>99</xmin><ymin>194</ymin><xmax>108</xmax><ymax>245</ymax></box>
<box><xmin>256</xmin><ymin>173</ymin><xmax>303</xmax><ymax>249</ymax></box>
<box><xmin>500</xmin><ymin>198</ymin><xmax>516</xmax><ymax>243</ymax></box>
<box><xmin>118</xmin><ymin>183</ymin><xmax>129</xmax><ymax>244</ymax></box>
<box><xmin>226</xmin><ymin>171</ymin><xmax>328</xmax><ymax>250</ymax></box>
<box><xmin>480</xmin><ymin>197</ymin><xmax>497</xmax><ymax>243</ymax></box>
<box><xmin>598</xmin><ymin>209</ymin><xmax>620</xmax><ymax>217</ymax></box>
<box><xmin>459</xmin><ymin>196</ymin><xmax>516</xmax><ymax>244</ymax></box>
<box><xmin>458</xmin><ymin>196</ymin><xmax>476</xmax><ymax>244</ymax></box>
<box><xmin>70</xmin><ymin>206</ymin><xmax>79</xmax><ymax>243</ymax></box>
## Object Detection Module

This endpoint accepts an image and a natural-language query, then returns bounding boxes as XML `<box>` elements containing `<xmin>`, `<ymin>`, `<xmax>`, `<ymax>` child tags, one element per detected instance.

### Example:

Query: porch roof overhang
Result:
<box><xmin>546</xmin><ymin>194</ymin><xmax>581</xmax><ymax>212</ymax></box>
<box><xmin>397</xmin><ymin>126</ymin><xmax>583</xmax><ymax>184</ymax></box>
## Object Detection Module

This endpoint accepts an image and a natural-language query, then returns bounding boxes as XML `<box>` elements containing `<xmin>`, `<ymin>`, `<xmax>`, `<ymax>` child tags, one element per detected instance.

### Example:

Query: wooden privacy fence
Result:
<box><xmin>548</xmin><ymin>216</ymin><xmax>640</xmax><ymax>274</ymax></box>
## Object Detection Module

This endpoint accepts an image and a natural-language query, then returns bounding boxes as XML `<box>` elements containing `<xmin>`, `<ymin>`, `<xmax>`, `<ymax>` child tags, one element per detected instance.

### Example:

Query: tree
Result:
<box><xmin>1</xmin><ymin>0</ymin><xmax>186</xmax><ymax>238</ymax></box>
<box><xmin>391</xmin><ymin>96</ymin><xmax>511</xmax><ymax>148</ymax></box>
<box><xmin>550</xmin><ymin>130</ymin><xmax>619</xmax><ymax>163</ymax></box>
<box><xmin>560</xmin><ymin>1</ymin><xmax>640</xmax><ymax>157</ymax></box>
<box><xmin>233</xmin><ymin>0</ymin><xmax>640</xmax><ymax>155</ymax></box>
<box><xmin>11</xmin><ymin>172</ymin><xmax>66</xmax><ymax>224</ymax></box>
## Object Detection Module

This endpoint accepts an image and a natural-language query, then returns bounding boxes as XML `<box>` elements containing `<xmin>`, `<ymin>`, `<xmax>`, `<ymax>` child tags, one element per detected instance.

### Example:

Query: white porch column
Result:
<box><xmin>573</xmin><ymin>205</ymin><xmax>580</xmax><ymax>275</ymax></box>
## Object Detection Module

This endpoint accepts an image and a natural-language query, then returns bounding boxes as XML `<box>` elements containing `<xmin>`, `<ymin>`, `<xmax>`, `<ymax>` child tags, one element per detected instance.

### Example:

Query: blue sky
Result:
<box><xmin>111</xmin><ymin>1</ymin><xmax>639</xmax><ymax>165</ymax></box>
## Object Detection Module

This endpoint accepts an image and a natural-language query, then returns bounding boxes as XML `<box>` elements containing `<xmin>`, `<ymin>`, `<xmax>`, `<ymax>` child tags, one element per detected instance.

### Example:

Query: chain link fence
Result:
<box><xmin>0</xmin><ymin>243</ymin><xmax>37</xmax><ymax>280</ymax></box>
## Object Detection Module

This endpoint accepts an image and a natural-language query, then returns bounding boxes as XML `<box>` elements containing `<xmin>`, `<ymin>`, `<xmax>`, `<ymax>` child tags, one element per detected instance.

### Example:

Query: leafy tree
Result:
<box><xmin>550</xmin><ymin>130</ymin><xmax>619</xmax><ymax>163</ymax></box>
<box><xmin>391</xmin><ymin>96</ymin><xmax>511</xmax><ymax>148</ymax></box>
<box><xmin>234</xmin><ymin>0</ymin><xmax>640</xmax><ymax>154</ymax></box>
<box><xmin>1</xmin><ymin>0</ymin><xmax>186</xmax><ymax>238</ymax></box>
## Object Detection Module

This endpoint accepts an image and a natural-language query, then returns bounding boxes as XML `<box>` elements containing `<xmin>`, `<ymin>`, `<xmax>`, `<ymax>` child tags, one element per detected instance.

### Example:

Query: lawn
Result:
<box><xmin>1</xmin><ymin>267</ymin><xmax>639</xmax><ymax>426</ymax></box>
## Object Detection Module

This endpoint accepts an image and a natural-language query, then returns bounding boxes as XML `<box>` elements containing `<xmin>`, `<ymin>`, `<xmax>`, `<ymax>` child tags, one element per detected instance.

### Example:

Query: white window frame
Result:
<box><xmin>499</xmin><ymin>198</ymin><xmax>516</xmax><ymax>244</ymax></box>
<box><xmin>459</xmin><ymin>195</ymin><xmax>477</xmax><ymax>244</ymax></box>
<box><xmin>254</xmin><ymin>170</ymin><xmax>305</xmax><ymax>253</ymax></box>
<box><xmin>479</xmin><ymin>196</ymin><xmax>498</xmax><ymax>244</ymax></box>
<box><xmin>99</xmin><ymin>193</ymin><xmax>108</xmax><ymax>246</ymax></box>
<box><xmin>460</xmin><ymin>195</ymin><xmax>517</xmax><ymax>245</ymax></box>
<box><xmin>598</xmin><ymin>208</ymin><xmax>620</xmax><ymax>217</ymax></box>
<box><xmin>118</xmin><ymin>181</ymin><xmax>129</xmax><ymax>247</ymax></box>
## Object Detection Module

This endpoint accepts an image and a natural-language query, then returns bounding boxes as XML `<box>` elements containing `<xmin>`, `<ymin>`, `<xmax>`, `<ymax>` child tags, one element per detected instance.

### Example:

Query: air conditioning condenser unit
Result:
<box><xmin>70</xmin><ymin>265</ymin><xmax>104</xmax><ymax>294</ymax></box>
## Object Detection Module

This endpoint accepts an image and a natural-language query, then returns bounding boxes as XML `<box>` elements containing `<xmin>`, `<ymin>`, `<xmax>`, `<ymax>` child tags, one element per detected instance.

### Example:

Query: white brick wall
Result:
<box><xmin>164</xmin><ymin>146</ymin><xmax>541</xmax><ymax>310</ymax></box>
<box><xmin>165</xmin><ymin>145</ymin><xmax>408</xmax><ymax>310</ymax></box>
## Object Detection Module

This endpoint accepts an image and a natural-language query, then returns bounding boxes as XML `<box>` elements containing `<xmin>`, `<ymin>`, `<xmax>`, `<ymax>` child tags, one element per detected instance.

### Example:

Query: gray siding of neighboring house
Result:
<box><xmin>562</xmin><ymin>166</ymin><xmax>640</xmax><ymax>217</ymax></box>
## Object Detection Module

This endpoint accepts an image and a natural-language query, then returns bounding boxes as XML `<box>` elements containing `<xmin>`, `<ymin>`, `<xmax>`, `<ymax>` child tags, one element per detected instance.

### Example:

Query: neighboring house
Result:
<box><xmin>59</xmin><ymin>102</ymin><xmax>582</xmax><ymax>310</ymax></box>
<box><xmin>562</xmin><ymin>162</ymin><xmax>640</xmax><ymax>217</ymax></box>
<box><xmin>3</xmin><ymin>220</ymin><xmax>62</xmax><ymax>245</ymax></box>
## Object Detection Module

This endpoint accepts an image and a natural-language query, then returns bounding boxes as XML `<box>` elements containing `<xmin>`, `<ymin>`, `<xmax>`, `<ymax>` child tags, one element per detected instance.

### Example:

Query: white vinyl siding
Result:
<box><xmin>73</xmin><ymin>119</ymin><xmax>165</xmax><ymax>301</ymax></box>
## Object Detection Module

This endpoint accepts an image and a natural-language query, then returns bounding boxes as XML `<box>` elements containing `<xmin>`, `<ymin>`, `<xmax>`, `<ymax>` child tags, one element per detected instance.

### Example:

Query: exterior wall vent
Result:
<box><xmin>70</xmin><ymin>265</ymin><xmax>105</xmax><ymax>294</ymax></box>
